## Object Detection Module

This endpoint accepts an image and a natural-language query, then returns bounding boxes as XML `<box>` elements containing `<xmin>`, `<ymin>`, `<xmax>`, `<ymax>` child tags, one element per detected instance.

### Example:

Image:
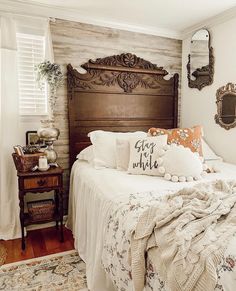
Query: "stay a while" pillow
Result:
<box><xmin>128</xmin><ymin>135</ymin><xmax>168</xmax><ymax>176</ymax></box>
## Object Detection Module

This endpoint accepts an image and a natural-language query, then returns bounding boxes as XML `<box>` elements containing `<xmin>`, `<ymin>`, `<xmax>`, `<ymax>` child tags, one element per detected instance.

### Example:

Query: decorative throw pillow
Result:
<box><xmin>201</xmin><ymin>138</ymin><xmax>222</xmax><ymax>162</ymax></box>
<box><xmin>116</xmin><ymin>139</ymin><xmax>130</xmax><ymax>171</ymax></box>
<box><xmin>76</xmin><ymin>145</ymin><xmax>94</xmax><ymax>164</ymax></box>
<box><xmin>88</xmin><ymin>130</ymin><xmax>147</xmax><ymax>169</ymax></box>
<box><xmin>157</xmin><ymin>144</ymin><xmax>207</xmax><ymax>182</ymax></box>
<box><xmin>128</xmin><ymin>135</ymin><xmax>168</xmax><ymax>176</ymax></box>
<box><xmin>148</xmin><ymin>125</ymin><xmax>203</xmax><ymax>156</ymax></box>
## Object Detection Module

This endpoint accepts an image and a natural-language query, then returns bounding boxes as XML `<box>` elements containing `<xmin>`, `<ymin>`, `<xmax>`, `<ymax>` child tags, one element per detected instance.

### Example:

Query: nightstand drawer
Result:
<box><xmin>23</xmin><ymin>175</ymin><xmax>59</xmax><ymax>190</ymax></box>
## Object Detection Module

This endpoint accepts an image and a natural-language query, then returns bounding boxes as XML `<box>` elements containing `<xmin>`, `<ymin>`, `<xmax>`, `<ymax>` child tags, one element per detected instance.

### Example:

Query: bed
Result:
<box><xmin>66</xmin><ymin>54</ymin><xmax>236</xmax><ymax>291</ymax></box>
<box><xmin>67</xmin><ymin>160</ymin><xmax>236</xmax><ymax>291</ymax></box>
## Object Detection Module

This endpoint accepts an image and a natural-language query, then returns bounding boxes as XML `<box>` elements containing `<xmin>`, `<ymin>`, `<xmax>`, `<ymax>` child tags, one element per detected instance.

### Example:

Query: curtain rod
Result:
<box><xmin>0</xmin><ymin>10</ymin><xmax>55</xmax><ymax>22</ymax></box>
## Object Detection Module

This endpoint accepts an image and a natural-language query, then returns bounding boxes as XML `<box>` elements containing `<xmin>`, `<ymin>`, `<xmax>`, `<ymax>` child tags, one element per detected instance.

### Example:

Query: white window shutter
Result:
<box><xmin>16</xmin><ymin>33</ymin><xmax>47</xmax><ymax>115</ymax></box>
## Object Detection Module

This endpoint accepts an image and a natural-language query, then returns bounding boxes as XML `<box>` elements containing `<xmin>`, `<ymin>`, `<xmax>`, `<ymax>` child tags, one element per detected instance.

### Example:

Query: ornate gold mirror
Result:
<box><xmin>187</xmin><ymin>29</ymin><xmax>214</xmax><ymax>90</ymax></box>
<box><xmin>215</xmin><ymin>83</ymin><xmax>236</xmax><ymax>130</ymax></box>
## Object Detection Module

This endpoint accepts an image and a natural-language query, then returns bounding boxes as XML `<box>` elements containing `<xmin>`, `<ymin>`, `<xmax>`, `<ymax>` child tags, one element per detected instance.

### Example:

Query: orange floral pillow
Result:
<box><xmin>148</xmin><ymin>125</ymin><xmax>203</xmax><ymax>156</ymax></box>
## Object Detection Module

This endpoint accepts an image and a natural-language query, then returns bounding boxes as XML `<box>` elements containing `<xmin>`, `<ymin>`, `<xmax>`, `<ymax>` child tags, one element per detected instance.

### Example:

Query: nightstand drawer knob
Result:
<box><xmin>37</xmin><ymin>179</ymin><xmax>47</xmax><ymax>187</ymax></box>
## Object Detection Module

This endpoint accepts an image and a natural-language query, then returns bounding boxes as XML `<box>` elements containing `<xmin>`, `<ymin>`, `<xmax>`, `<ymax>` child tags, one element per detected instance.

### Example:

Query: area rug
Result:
<box><xmin>0</xmin><ymin>243</ymin><xmax>6</xmax><ymax>266</ymax></box>
<box><xmin>0</xmin><ymin>250</ymin><xmax>88</xmax><ymax>290</ymax></box>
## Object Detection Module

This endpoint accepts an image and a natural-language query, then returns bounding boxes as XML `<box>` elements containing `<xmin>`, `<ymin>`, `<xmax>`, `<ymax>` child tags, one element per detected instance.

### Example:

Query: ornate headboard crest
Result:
<box><xmin>67</xmin><ymin>53</ymin><xmax>170</xmax><ymax>94</ymax></box>
<box><xmin>82</xmin><ymin>53</ymin><xmax>168</xmax><ymax>72</ymax></box>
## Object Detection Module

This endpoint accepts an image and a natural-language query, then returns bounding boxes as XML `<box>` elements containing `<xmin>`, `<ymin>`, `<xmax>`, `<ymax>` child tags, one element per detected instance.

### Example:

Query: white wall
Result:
<box><xmin>181</xmin><ymin>17</ymin><xmax>236</xmax><ymax>164</ymax></box>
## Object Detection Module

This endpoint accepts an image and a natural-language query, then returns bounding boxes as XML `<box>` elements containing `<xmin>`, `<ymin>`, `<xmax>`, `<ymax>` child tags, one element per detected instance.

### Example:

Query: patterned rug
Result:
<box><xmin>0</xmin><ymin>250</ymin><xmax>88</xmax><ymax>290</ymax></box>
<box><xmin>0</xmin><ymin>243</ymin><xmax>6</xmax><ymax>266</ymax></box>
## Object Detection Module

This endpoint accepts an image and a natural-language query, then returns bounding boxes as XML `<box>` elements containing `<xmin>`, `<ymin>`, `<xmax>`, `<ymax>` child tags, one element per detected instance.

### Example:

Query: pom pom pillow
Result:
<box><xmin>157</xmin><ymin>144</ymin><xmax>207</xmax><ymax>182</ymax></box>
<box><xmin>148</xmin><ymin>125</ymin><xmax>203</xmax><ymax>156</ymax></box>
<box><xmin>128</xmin><ymin>135</ymin><xmax>168</xmax><ymax>176</ymax></box>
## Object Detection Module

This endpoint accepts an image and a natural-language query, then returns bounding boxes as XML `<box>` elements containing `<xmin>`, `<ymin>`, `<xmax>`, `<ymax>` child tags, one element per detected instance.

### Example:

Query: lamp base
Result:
<box><xmin>44</xmin><ymin>141</ymin><xmax>58</xmax><ymax>164</ymax></box>
<box><xmin>49</xmin><ymin>162</ymin><xmax>59</xmax><ymax>167</ymax></box>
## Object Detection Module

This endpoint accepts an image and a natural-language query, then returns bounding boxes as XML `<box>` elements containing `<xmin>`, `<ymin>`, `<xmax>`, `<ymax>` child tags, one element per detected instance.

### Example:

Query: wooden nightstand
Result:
<box><xmin>17</xmin><ymin>166</ymin><xmax>64</xmax><ymax>250</ymax></box>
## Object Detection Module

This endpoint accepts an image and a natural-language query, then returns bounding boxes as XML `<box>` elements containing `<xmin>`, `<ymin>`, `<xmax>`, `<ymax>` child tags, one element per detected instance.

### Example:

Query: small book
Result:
<box><xmin>13</xmin><ymin>145</ymin><xmax>24</xmax><ymax>156</ymax></box>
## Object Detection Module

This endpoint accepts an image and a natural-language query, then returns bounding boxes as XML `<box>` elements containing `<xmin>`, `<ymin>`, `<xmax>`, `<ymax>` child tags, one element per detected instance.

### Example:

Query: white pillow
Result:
<box><xmin>88</xmin><ymin>130</ymin><xmax>147</xmax><ymax>169</ymax></box>
<box><xmin>157</xmin><ymin>144</ymin><xmax>207</xmax><ymax>182</ymax></box>
<box><xmin>201</xmin><ymin>138</ymin><xmax>222</xmax><ymax>161</ymax></box>
<box><xmin>88</xmin><ymin>130</ymin><xmax>146</xmax><ymax>143</ymax></box>
<box><xmin>116</xmin><ymin>139</ymin><xmax>130</xmax><ymax>171</ymax></box>
<box><xmin>128</xmin><ymin>135</ymin><xmax>168</xmax><ymax>176</ymax></box>
<box><xmin>76</xmin><ymin>145</ymin><xmax>94</xmax><ymax>163</ymax></box>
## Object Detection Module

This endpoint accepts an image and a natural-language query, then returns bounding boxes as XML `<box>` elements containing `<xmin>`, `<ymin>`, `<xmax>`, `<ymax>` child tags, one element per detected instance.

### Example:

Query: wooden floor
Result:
<box><xmin>2</xmin><ymin>226</ymin><xmax>74</xmax><ymax>264</ymax></box>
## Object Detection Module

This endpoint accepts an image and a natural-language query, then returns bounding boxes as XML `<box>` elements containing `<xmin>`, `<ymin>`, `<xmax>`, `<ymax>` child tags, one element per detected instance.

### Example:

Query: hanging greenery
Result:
<box><xmin>35</xmin><ymin>61</ymin><xmax>63</xmax><ymax>117</ymax></box>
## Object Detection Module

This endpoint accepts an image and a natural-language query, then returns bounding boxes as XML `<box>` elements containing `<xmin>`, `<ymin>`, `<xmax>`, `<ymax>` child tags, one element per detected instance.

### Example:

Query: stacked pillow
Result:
<box><xmin>77</xmin><ymin>126</ymin><xmax>216</xmax><ymax>183</ymax></box>
<box><xmin>88</xmin><ymin>130</ymin><xmax>146</xmax><ymax>169</ymax></box>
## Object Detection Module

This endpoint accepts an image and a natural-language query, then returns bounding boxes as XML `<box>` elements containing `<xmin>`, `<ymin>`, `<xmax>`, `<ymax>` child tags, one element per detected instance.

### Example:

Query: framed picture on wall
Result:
<box><xmin>26</xmin><ymin>131</ymin><xmax>45</xmax><ymax>147</ymax></box>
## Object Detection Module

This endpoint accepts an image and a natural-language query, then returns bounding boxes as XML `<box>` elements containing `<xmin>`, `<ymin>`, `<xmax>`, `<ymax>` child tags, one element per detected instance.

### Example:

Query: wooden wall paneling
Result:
<box><xmin>50</xmin><ymin>19</ymin><xmax>182</xmax><ymax>211</ymax></box>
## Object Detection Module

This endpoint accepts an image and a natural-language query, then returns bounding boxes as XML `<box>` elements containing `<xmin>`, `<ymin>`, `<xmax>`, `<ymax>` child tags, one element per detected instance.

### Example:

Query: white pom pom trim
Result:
<box><xmin>156</xmin><ymin>145</ymin><xmax>206</xmax><ymax>183</ymax></box>
<box><xmin>158</xmin><ymin>166</ymin><xmax>165</xmax><ymax>174</ymax></box>
<box><xmin>164</xmin><ymin>173</ymin><xmax>171</xmax><ymax>181</ymax></box>
<box><xmin>187</xmin><ymin>176</ymin><xmax>194</xmax><ymax>182</ymax></box>
<box><xmin>179</xmin><ymin>176</ymin><xmax>186</xmax><ymax>182</ymax></box>
<box><xmin>171</xmin><ymin>175</ymin><xmax>178</xmax><ymax>182</ymax></box>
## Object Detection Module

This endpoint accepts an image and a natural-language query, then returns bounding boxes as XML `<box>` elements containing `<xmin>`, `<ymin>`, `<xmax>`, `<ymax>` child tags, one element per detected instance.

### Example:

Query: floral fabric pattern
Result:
<box><xmin>102</xmin><ymin>191</ymin><xmax>236</xmax><ymax>291</ymax></box>
<box><xmin>148</xmin><ymin>125</ymin><xmax>203</xmax><ymax>155</ymax></box>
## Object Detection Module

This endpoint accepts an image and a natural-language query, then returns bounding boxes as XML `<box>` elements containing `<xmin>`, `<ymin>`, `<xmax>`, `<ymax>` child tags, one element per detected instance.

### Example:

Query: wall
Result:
<box><xmin>50</xmin><ymin>18</ymin><xmax>182</xmax><ymax>207</ymax></box>
<box><xmin>181</xmin><ymin>17</ymin><xmax>236</xmax><ymax>164</ymax></box>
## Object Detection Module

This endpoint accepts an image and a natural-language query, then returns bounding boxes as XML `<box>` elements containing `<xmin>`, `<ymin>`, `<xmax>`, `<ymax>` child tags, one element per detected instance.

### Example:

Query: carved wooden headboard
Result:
<box><xmin>67</xmin><ymin>53</ymin><xmax>179</xmax><ymax>166</ymax></box>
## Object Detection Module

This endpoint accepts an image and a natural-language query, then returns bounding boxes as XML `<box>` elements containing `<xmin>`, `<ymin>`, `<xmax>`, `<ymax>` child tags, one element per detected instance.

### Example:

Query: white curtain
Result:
<box><xmin>0</xmin><ymin>15</ymin><xmax>53</xmax><ymax>240</ymax></box>
<box><xmin>45</xmin><ymin>20</ymin><xmax>55</xmax><ymax>117</ymax></box>
<box><xmin>45</xmin><ymin>20</ymin><xmax>54</xmax><ymax>62</ymax></box>
<box><xmin>0</xmin><ymin>16</ymin><xmax>21</xmax><ymax>239</ymax></box>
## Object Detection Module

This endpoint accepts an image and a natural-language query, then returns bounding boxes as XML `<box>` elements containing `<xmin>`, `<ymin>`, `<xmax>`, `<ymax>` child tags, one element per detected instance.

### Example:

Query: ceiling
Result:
<box><xmin>2</xmin><ymin>0</ymin><xmax>236</xmax><ymax>39</ymax></box>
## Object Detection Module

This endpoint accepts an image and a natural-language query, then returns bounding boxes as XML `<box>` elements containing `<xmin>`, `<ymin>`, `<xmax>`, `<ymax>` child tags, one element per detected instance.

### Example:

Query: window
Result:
<box><xmin>16</xmin><ymin>33</ymin><xmax>47</xmax><ymax>115</ymax></box>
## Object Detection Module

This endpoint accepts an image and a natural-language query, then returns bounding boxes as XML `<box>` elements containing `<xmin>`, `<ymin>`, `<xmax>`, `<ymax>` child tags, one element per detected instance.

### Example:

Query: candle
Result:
<box><xmin>39</xmin><ymin>156</ymin><xmax>48</xmax><ymax>169</ymax></box>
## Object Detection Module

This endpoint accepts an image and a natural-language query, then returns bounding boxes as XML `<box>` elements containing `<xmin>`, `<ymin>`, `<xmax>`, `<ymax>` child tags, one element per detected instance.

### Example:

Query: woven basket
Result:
<box><xmin>12</xmin><ymin>153</ymin><xmax>43</xmax><ymax>173</ymax></box>
<box><xmin>27</xmin><ymin>199</ymin><xmax>55</xmax><ymax>222</ymax></box>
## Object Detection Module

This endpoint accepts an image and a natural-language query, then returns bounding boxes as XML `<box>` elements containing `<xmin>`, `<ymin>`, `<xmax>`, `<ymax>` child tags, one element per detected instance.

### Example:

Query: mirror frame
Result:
<box><xmin>187</xmin><ymin>29</ymin><xmax>214</xmax><ymax>90</ymax></box>
<box><xmin>215</xmin><ymin>83</ymin><xmax>236</xmax><ymax>130</ymax></box>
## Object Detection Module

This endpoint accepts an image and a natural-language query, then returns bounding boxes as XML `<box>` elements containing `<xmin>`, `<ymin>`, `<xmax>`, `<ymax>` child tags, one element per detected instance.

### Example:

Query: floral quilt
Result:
<box><xmin>101</xmin><ymin>190</ymin><xmax>236</xmax><ymax>291</ymax></box>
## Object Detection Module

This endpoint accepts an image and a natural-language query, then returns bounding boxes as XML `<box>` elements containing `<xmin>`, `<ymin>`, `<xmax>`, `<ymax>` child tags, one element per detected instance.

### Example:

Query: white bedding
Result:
<box><xmin>67</xmin><ymin>160</ymin><xmax>236</xmax><ymax>291</ymax></box>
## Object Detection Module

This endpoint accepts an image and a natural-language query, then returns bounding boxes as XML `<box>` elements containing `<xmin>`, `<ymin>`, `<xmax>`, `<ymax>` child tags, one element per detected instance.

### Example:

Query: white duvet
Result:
<box><xmin>67</xmin><ymin>160</ymin><xmax>236</xmax><ymax>291</ymax></box>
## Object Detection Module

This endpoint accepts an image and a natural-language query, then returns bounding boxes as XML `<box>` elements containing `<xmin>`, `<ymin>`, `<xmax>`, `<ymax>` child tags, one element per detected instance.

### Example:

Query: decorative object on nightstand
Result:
<box><xmin>27</xmin><ymin>199</ymin><xmax>55</xmax><ymax>222</ymax></box>
<box><xmin>37</xmin><ymin>120</ymin><xmax>60</xmax><ymax>166</ymax></box>
<box><xmin>26</xmin><ymin>131</ymin><xmax>45</xmax><ymax>147</ymax></box>
<box><xmin>35</xmin><ymin>61</ymin><xmax>63</xmax><ymax>166</ymax></box>
<box><xmin>12</xmin><ymin>152</ymin><xmax>43</xmax><ymax>173</ymax></box>
<box><xmin>15</xmin><ymin>166</ymin><xmax>64</xmax><ymax>250</ymax></box>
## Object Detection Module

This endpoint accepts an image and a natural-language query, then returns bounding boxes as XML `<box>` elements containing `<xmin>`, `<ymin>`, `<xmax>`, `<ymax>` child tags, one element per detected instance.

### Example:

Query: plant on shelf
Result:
<box><xmin>35</xmin><ymin>60</ymin><xmax>63</xmax><ymax>120</ymax></box>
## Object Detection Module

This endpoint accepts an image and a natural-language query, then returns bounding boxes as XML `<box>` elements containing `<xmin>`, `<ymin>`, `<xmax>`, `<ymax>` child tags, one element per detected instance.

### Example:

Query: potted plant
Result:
<box><xmin>35</xmin><ymin>60</ymin><xmax>63</xmax><ymax>121</ymax></box>
<box><xmin>35</xmin><ymin>61</ymin><xmax>63</xmax><ymax>164</ymax></box>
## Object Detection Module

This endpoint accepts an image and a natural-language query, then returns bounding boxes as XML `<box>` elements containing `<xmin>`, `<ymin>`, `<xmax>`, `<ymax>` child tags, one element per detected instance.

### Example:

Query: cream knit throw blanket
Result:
<box><xmin>130</xmin><ymin>180</ymin><xmax>236</xmax><ymax>291</ymax></box>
